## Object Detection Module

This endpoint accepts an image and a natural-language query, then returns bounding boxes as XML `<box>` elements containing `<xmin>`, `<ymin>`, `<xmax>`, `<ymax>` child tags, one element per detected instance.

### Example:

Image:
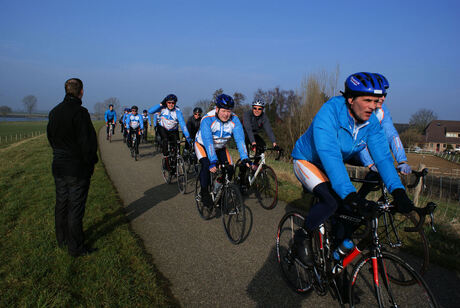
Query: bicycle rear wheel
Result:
<box><xmin>379</xmin><ymin>212</ymin><xmax>429</xmax><ymax>284</ymax></box>
<box><xmin>195</xmin><ymin>178</ymin><xmax>215</xmax><ymax>220</ymax></box>
<box><xmin>221</xmin><ymin>184</ymin><xmax>246</xmax><ymax>244</ymax></box>
<box><xmin>252</xmin><ymin>165</ymin><xmax>278</xmax><ymax>210</ymax></box>
<box><xmin>176</xmin><ymin>156</ymin><xmax>187</xmax><ymax>194</ymax></box>
<box><xmin>276</xmin><ymin>211</ymin><xmax>314</xmax><ymax>293</ymax></box>
<box><xmin>161</xmin><ymin>156</ymin><xmax>172</xmax><ymax>184</ymax></box>
<box><xmin>349</xmin><ymin>251</ymin><xmax>438</xmax><ymax>308</ymax></box>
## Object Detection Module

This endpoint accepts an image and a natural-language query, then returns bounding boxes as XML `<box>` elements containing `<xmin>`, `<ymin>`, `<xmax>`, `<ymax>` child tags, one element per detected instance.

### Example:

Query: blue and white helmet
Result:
<box><xmin>373</xmin><ymin>73</ymin><xmax>389</xmax><ymax>94</ymax></box>
<box><xmin>344</xmin><ymin>72</ymin><xmax>385</xmax><ymax>97</ymax></box>
<box><xmin>215</xmin><ymin>94</ymin><xmax>235</xmax><ymax>109</ymax></box>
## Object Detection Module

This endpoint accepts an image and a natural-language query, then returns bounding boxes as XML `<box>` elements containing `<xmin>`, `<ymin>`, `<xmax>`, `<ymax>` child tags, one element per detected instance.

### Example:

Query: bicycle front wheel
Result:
<box><xmin>379</xmin><ymin>212</ymin><xmax>429</xmax><ymax>284</ymax></box>
<box><xmin>221</xmin><ymin>184</ymin><xmax>246</xmax><ymax>244</ymax></box>
<box><xmin>349</xmin><ymin>251</ymin><xmax>438</xmax><ymax>308</ymax></box>
<box><xmin>276</xmin><ymin>211</ymin><xmax>314</xmax><ymax>294</ymax></box>
<box><xmin>252</xmin><ymin>165</ymin><xmax>278</xmax><ymax>210</ymax></box>
<box><xmin>176</xmin><ymin>156</ymin><xmax>187</xmax><ymax>194</ymax></box>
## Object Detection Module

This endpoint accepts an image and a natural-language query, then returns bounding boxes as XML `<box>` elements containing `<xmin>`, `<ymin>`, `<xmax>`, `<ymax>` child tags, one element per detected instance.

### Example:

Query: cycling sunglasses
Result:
<box><xmin>253</xmin><ymin>107</ymin><xmax>263</xmax><ymax>111</ymax></box>
<box><xmin>194</xmin><ymin>113</ymin><xmax>201</xmax><ymax>116</ymax></box>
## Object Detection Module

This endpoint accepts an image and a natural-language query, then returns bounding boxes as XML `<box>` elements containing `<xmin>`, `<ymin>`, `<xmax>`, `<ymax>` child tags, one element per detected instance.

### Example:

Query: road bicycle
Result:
<box><xmin>195</xmin><ymin>163</ymin><xmax>246</xmax><ymax>244</ymax></box>
<box><xmin>276</xmin><ymin>200</ymin><xmax>438</xmax><ymax>307</ymax></box>
<box><xmin>129</xmin><ymin>129</ymin><xmax>141</xmax><ymax>161</ymax></box>
<box><xmin>234</xmin><ymin>146</ymin><xmax>283</xmax><ymax>210</ymax></box>
<box><xmin>350</xmin><ymin>168</ymin><xmax>435</xmax><ymax>283</ymax></box>
<box><xmin>107</xmin><ymin>122</ymin><xmax>115</xmax><ymax>142</ymax></box>
<box><xmin>182</xmin><ymin>142</ymin><xmax>200</xmax><ymax>176</ymax></box>
<box><xmin>161</xmin><ymin>140</ymin><xmax>187</xmax><ymax>194</ymax></box>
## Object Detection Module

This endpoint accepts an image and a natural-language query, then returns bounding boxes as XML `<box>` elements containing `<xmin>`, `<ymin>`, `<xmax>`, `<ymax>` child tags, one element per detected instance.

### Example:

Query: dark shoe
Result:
<box><xmin>57</xmin><ymin>241</ymin><xmax>67</xmax><ymax>249</ymax></box>
<box><xmin>69</xmin><ymin>246</ymin><xmax>98</xmax><ymax>257</ymax></box>
<box><xmin>201</xmin><ymin>191</ymin><xmax>213</xmax><ymax>209</ymax></box>
<box><xmin>293</xmin><ymin>229</ymin><xmax>313</xmax><ymax>266</ymax></box>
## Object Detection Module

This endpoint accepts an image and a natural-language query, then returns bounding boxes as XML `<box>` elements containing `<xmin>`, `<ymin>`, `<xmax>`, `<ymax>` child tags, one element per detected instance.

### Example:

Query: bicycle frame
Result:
<box><xmin>248</xmin><ymin>152</ymin><xmax>266</xmax><ymax>186</ymax></box>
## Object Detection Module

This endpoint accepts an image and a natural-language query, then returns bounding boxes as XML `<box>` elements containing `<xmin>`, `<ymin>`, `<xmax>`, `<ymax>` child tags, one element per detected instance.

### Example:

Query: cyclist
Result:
<box><xmin>148</xmin><ymin>94</ymin><xmax>191</xmax><ymax>164</ymax></box>
<box><xmin>152</xmin><ymin>111</ymin><xmax>161</xmax><ymax>147</ymax></box>
<box><xmin>120</xmin><ymin>108</ymin><xmax>130</xmax><ymax>141</ymax></box>
<box><xmin>142</xmin><ymin>109</ymin><xmax>151</xmax><ymax>143</ymax></box>
<box><xmin>104</xmin><ymin>104</ymin><xmax>117</xmax><ymax>140</ymax></box>
<box><xmin>240</xmin><ymin>98</ymin><xmax>278</xmax><ymax>188</ymax></box>
<box><xmin>290</xmin><ymin>72</ymin><xmax>414</xmax><ymax>266</ymax></box>
<box><xmin>195</xmin><ymin>94</ymin><xmax>250</xmax><ymax>208</ymax></box>
<box><xmin>126</xmin><ymin>105</ymin><xmax>144</xmax><ymax>155</ymax></box>
<box><xmin>185</xmin><ymin>107</ymin><xmax>202</xmax><ymax>152</ymax></box>
<box><xmin>355</xmin><ymin>73</ymin><xmax>412</xmax><ymax>198</ymax></box>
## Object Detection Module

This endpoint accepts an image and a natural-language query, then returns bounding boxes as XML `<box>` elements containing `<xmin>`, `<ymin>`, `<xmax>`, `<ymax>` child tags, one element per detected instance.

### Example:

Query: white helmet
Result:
<box><xmin>252</xmin><ymin>99</ymin><xmax>265</xmax><ymax>107</ymax></box>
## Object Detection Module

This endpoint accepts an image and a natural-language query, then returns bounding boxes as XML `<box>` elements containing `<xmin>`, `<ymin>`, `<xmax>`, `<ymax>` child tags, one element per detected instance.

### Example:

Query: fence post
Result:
<box><xmin>413</xmin><ymin>164</ymin><xmax>425</xmax><ymax>206</ymax></box>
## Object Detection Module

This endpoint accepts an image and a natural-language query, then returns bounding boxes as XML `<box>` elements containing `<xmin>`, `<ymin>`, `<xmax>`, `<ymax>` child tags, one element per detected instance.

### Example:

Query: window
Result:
<box><xmin>446</xmin><ymin>132</ymin><xmax>460</xmax><ymax>137</ymax></box>
<box><xmin>443</xmin><ymin>144</ymin><xmax>447</xmax><ymax>148</ymax></box>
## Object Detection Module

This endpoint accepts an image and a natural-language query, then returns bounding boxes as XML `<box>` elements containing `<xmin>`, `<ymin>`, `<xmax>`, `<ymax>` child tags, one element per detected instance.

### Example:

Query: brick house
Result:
<box><xmin>422</xmin><ymin>120</ymin><xmax>460</xmax><ymax>152</ymax></box>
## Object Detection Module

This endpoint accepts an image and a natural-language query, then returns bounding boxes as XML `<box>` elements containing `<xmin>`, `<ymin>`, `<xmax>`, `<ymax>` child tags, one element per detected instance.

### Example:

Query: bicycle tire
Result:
<box><xmin>276</xmin><ymin>211</ymin><xmax>314</xmax><ymax>294</ymax></box>
<box><xmin>349</xmin><ymin>251</ymin><xmax>438</xmax><ymax>308</ymax></box>
<box><xmin>252</xmin><ymin>165</ymin><xmax>278</xmax><ymax>210</ymax></box>
<box><xmin>221</xmin><ymin>184</ymin><xmax>246</xmax><ymax>244</ymax></box>
<box><xmin>161</xmin><ymin>156</ymin><xmax>172</xmax><ymax>184</ymax></box>
<box><xmin>195</xmin><ymin>178</ymin><xmax>215</xmax><ymax>220</ymax></box>
<box><xmin>379</xmin><ymin>212</ymin><xmax>429</xmax><ymax>284</ymax></box>
<box><xmin>176</xmin><ymin>156</ymin><xmax>187</xmax><ymax>194</ymax></box>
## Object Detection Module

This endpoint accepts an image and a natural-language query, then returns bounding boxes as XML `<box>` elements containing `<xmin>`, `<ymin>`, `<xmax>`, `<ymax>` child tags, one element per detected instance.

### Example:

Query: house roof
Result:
<box><xmin>424</xmin><ymin>120</ymin><xmax>460</xmax><ymax>143</ymax></box>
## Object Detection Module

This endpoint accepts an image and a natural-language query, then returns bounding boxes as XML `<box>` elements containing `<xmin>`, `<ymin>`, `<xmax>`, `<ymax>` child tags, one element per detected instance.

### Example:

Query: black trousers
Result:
<box><xmin>54</xmin><ymin>175</ymin><xmax>90</xmax><ymax>254</ymax></box>
<box><xmin>157</xmin><ymin>126</ymin><xmax>179</xmax><ymax>156</ymax></box>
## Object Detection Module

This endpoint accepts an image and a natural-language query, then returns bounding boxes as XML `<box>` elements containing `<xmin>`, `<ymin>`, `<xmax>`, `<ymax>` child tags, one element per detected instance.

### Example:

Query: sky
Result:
<box><xmin>0</xmin><ymin>0</ymin><xmax>459</xmax><ymax>122</ymax></box>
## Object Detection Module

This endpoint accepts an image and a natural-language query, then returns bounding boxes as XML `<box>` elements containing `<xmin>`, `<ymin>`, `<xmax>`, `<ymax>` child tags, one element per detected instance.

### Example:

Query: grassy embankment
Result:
<box><xmin>0</xmin><ymin>121</ymin><xmax>177</xmax><ymax>307</ymax></box>
<box><xmin>229</xmin><ymin>148</ymin><xmax>460</xmax><ymax>272</ymax></box>
<box><xmin>0</xmin><ymin>121</ymin><xmax>48</xmax><ymax>148</ymax></box>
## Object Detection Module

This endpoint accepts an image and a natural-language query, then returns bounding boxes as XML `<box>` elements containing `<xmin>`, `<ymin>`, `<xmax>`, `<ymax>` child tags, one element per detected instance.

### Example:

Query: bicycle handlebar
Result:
<box><xmin>261</xmin><ymin>146</ymin><xmax>284</xmax><ymax>161</ymax></box>
<box><xmin>406</xmin><ymin>168</ymin><xmax>428</xmax><ymax>188</ymax></box>
<box><xmin>404</xmin><ymin>202</ymin><xmax>437</xmax><ymax>233</ymax></box>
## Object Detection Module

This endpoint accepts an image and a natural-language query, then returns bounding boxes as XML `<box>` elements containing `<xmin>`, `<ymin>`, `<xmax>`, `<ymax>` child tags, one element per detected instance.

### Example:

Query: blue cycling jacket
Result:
<box><xmin>104</xmin><ymin>109</ymin><xmax>117</xmax><ymax>122</ymax></box>
<box><xmin>126</xmin><ymin>113</ymin><xmax>144</xmax><ymax>130</ymax></box>
<box><xmin>148</xmin><ymin>104</ymin><xmax>190</xmax><ymax>139</ymax></box>
<box><xmin>122</xmin><ymin>113</ymin><xmax>129</xmax><ymax>126</ymax></box>
<box><xmin>358</xmin><ymin>102</ymin><xmax>408</xmax><ymax>167</ymax></box>
<box><xmin>196</xmin><ymin>109</ymin><xmax>248</xmax><ymax>165</ymax></box>
<box><xmin>291</xmin><ymin>96</ymin><xmax>404</xmax><ymax>199</ymax></box>
<box><xmin>142</xmin><ymin>114</ymin><xmax>151</xmax><ymax>126</ymax></box>
<box><xmin>152</xmin><ymin>113</ymin><xmax>159</xmax><ymax>127</ymax></box>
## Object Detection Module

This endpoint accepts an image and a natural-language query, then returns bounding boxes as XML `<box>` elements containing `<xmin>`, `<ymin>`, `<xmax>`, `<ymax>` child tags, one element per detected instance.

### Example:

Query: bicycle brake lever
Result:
<box><xmin>429</xmin><ymin>212</ymin><xmax>436</xmax><ymax>233</ymax></box>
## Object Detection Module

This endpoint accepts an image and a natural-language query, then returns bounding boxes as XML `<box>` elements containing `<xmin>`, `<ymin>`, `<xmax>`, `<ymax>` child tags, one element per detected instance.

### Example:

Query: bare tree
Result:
<box><xmin>181</xmin><ymin>106</ymin><xmax>192</xmax><ymax>118</ymax></box>
<box><xmin>399</xmin><ymin>127</ymin><xmax>423</xmax><ymax>148</ymax></box>
<box><xmin>212</xmin><ymin>88</ymin><xmax>224</xmax><ymax>102</ymax></box>
<box><xmin>93</xmin><ymin>102</ymin><xmax>105</xmax><ymax>120</ymax></box>
<box><xmin>196</xmin><ymin>99</ymin><xmax>213</xmax><ymax>112</ymax></box>
<box><xmin>409</xmin><ymin>108</ymin><xmax>438</xmax><ymax>133</ymax></box>
<box><xmin>22</xmin><ymin>95</ymin><xmax>37</xmax><ymax>114</ymax></box>
<box><xmin>0</xmin><ymin>105</ymin><xmax>12</xmax><ymax>116</ymax></box>
<box><xmin>103</xmin><ymin>97</ymin><xmax>120</xmax><ymax>113</ymax></box>
<box><xmin>233</xmin><ymin>92</ymin><xmax>246</xmax><ymax>106</ymax></box>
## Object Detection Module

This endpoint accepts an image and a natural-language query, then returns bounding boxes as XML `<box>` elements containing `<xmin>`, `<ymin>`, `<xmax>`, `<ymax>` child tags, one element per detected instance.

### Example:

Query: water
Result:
<box><xmin>0</xmin><ymin>117</ymin><xmax>48</xmax><ymax>122</ymax></box>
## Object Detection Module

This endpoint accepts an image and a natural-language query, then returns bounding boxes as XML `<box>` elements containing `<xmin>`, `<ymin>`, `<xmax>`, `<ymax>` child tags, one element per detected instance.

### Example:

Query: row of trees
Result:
<box><xmin>0</xmin><ymin>95</ymin><xmax>38</xmax><ymax>116</ymax></box>
<box><xmin>194</xmin><ymin>68</ymin><xmax>436</xmax><ymax>154</ymax></box>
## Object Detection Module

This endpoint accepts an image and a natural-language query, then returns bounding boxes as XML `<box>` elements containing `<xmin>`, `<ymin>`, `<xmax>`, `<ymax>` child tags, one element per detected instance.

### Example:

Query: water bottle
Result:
<box><xmin>332</xmin><ymin>238</ymin><xmax>354</xmax><ymax>275</ymax></box>
<box><xmin>213</xmin><ymin>176</ymin><xmax>223</xmax><ymax>195</ymax></box>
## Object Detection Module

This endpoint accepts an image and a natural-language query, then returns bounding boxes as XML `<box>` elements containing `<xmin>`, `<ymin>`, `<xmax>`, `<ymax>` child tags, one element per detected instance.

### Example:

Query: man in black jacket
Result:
<box><xmin>47</xmin><ymin>78</ymin><xmax>98</xmax><ymax>257</ymax></box>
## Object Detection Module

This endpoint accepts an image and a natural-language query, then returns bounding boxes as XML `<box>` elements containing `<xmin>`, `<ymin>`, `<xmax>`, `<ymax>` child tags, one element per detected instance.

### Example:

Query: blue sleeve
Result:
<box><xmin>148</xmin><ymin>104</ymin><xmax>162</xmax><ymax>114</ymax></box>
<box><xmin>153</xmin><ymin>113</ymin><xmax>157</xmax><ymax>127</ymax></box>
<box><xmin>232</xmin><ymin>116</ymin><xmax>249</xmax><ymax>160</ymax></box>
<box><xmin>176</xmin><ymin>109</ymin><xmax>190</xmax><ymax>139</ymax></box>
<box><xmin>367</xmin><ymin>117</ymin><xmax>404</xmax><ymax>193</ymax></box>
<box><xmin>380</xmin><ymin>104</ymin><xmax>408</xmax><ymax>163</ymax></box>
<box><xmin>200</xmin><ymin>117</ymin><xmax>217</xmax><ymax>164</ymax></box>
<box><xmin>313</xmin><ymin>104</ymin><xmax>357</xmax><ymax>199</ymax></box>
<box><xmin>139</xmin><ymin>116</ymin><xmax>144</xmax><ymax>130</ymax></box>
<box><xmin>125</xmin><ymin>115</ymin><xmax>129</xmax><ymax>127</ymax></box>
<box><xmin>104</xmin><ymin>110</ymin><xmax>108</xmax><ymax>122</ymax></box>
<box><xmin>358</xmin><ymin>146</ymin><xmax>374</xmax><ymax>167</ymax></box>
<box><xmin>113</xmin><ymin>111</ymin><xmax>117</xmax><ymax>122</ymax></box>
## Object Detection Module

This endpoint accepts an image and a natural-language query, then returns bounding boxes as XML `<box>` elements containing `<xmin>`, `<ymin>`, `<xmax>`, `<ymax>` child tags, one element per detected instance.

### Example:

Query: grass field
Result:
<box><xmin>0</xmin><ymin>121</ymin><xmax>177</xmax><ymax>307</ymax></box>
<box><xmin>0</xmin><ymin>121</ymin><xmax>48</xmax><ymax>148</ymax></box>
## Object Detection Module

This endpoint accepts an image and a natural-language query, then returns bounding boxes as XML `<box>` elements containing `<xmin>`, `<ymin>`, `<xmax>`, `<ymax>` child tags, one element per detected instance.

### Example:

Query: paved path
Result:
<box><xmin>98</xmin><ymin>128</ymin><xmax>459</xmax><ymax>308</ymax></box>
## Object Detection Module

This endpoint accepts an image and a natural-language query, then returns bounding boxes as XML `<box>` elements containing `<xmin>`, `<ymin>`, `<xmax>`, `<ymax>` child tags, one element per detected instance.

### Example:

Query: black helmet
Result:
<box><xmin>131</xmin><ymin>105</ymin><xmax>138</xmax><ymax>111</ymax></box>
<box><xmin>109</xmin><ymin>104</ymin><xmax>114</xmax><ymax>108</ymax></box>
<box><xmin>143</xmin><ymin>109</ymin><xmax>148</xmax><ymax>113</ymax></box>
<box><xmin>164</xmin><ymin>94</ymin><xmax>178</xmax><ymax>103</ymax></box>
<box><xmin>193</xmin><ymin>107</ymin><xmax>203</xmax><ymax>114</ymax></box>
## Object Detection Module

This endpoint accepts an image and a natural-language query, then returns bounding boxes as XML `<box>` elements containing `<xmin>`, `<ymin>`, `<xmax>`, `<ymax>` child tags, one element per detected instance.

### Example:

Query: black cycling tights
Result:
<box><xmin>199</xmin><ymin>148</ymin><xmax>233</xmax><ymax>191</ymax></box>
<box><xmin>304</xmin><ymin>182</ymin><xmax>341</xmax><ymax>231</ymax></box>
<box><xmin>157</xmin><ymin>126</ymin><xmax>179</xmax><ymax>156</ymax></box>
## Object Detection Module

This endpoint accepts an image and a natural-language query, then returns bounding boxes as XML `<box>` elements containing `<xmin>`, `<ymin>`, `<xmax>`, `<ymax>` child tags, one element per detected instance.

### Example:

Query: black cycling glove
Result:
<box><xmin>391</xmin><ymin>188</ymin><xmax>414</xmax><ymax>214</ymax></box>
<box><xmin>344</xmin><ymin>192</ymin><xmax>378</xmax><ymax>219</ymax></box>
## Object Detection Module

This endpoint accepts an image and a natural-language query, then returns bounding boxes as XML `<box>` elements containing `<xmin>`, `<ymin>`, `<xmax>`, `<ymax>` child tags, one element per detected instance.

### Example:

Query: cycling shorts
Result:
<box><xmin>293</xmin><ymin>159</ymin><xmax>329</xmax><ymax>192</ymax></box>
<box><xmin>195</xmin><ymin>142</ymin><xmax>233</xmax><ymax>165</ymax></box>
